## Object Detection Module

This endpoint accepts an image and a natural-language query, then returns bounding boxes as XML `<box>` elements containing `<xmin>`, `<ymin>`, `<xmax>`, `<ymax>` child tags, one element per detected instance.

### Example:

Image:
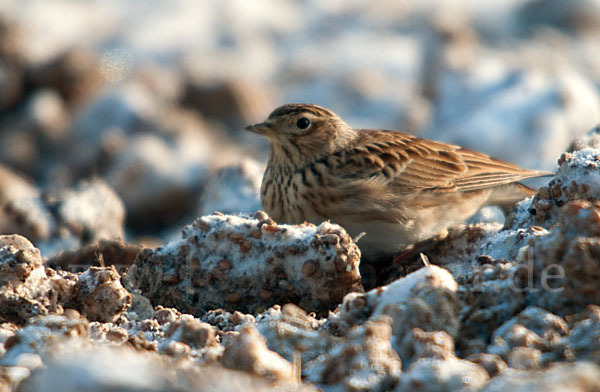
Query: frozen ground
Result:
<box><xmin>2</xmin><ymin>0</ymin><xmax>599</xmax><ymax>152</ymax></box>
<box><xmin>1</xmin><ymin>0</ymin><xmax>600</xmax><ymax>391</ymax></box>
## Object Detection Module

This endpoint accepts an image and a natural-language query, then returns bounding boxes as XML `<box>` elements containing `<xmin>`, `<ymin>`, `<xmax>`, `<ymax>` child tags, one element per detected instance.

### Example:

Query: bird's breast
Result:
<box><xmin>260</xmin><ymin>164</ymin><xmax>333</xmax><ymax>225</ymax></box>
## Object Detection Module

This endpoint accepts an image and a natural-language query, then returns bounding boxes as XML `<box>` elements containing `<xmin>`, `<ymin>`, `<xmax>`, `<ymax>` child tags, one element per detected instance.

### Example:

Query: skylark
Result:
<box><xmin>246</xmin><ymin>103</ymin><xmax>552</xmax><ymax>260</ymax></box>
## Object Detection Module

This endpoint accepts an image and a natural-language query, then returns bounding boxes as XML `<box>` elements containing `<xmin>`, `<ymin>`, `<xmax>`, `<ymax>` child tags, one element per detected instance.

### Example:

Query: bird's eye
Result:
<box><xmin>296</xmin><ymin>117</ymin><xmax>311</xmax><ymax>130</ymax></box>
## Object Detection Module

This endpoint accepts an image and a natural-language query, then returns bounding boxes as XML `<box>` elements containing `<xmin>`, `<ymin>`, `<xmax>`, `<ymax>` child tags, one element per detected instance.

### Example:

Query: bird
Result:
<box><xmin>246</xmin><ymin>103</ymin><xmax>552</xmax><ymax>261</ymax></box>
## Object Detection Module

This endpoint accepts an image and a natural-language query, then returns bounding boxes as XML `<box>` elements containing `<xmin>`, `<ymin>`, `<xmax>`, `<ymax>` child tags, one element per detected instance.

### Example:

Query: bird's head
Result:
<box><xmin>246</xmin><ymin>103</ymin><xmax>355</xmax><ymax>167</ymax></box>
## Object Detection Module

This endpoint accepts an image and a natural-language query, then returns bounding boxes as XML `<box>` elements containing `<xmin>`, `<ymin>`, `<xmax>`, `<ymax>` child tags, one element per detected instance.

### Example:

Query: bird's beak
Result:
<box><xmin>245</xmin><ymin>121</ymin><xmax>272</xmax><ymax>135</ymax></box>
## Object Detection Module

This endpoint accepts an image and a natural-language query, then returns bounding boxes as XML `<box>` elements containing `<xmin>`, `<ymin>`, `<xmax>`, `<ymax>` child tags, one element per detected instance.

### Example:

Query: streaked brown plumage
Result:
<box><xmin>246</xmin><ymin>103</ymin><xmax>552</xmax><ymax>259</ymax></box>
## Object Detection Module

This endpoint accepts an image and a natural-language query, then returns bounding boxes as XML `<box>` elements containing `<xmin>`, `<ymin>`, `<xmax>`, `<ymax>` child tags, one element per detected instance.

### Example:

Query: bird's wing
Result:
<box><xmin>329</xmin><ymin>130</ymin><xmax>552</xmax><ymax>194</ymax></box>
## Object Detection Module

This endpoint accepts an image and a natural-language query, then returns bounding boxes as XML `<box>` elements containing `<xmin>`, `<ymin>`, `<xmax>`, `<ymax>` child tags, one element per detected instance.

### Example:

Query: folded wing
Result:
<box><xmin>331</xmin><ymin>130</ymin><xmax>552</xmax><ymax>194</ymax></box>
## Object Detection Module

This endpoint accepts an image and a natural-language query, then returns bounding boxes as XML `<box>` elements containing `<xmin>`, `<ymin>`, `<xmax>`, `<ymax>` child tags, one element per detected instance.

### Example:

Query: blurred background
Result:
<box><xmin>0</xmin><ymin>0</ymin><xmax>599</xmax><ymax>258</ymax></box>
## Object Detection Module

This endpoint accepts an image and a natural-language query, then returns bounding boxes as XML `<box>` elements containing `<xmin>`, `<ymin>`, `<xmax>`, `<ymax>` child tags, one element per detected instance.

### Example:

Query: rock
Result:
<box><xmin>2</xmin><ymin>174</ymin><xmax>127</xmax><ymax>256</ymax></box>
<box><xmin>0</xmin><ymin>167</ymin><xmax>54</xmax><ymax>243</ymax></box>
<box><xmin>104</xmin><ymin>133</ymin><xmax>208</xmax><ymax>233</ymax></box>
<box><xmin>526</xmin><ymin>148</ymin><xmax>600</xmax><ymax>226</ymax></box>
<box><xmin>27</xmin><ymin>47</ymin><xmax>103</xmax><ymax>105</ymax></box>
<box><xmin>326</xmin><ymin>265</ymin><xmax>460</xmax><ymax>364</ymax></box>
<box><xmin>511</xmin><ymin>200</ymin><xmax>600</xmax><ymax>315</ymax></box>
<box><xmin>0</xmin><ymin>15</ymin><xmax>25</xmax><ymax>112</ymax></box>
<box><xmin>134</xmin><ymin>65</ymin><xmax>184</xmax><ymax>104</ymax></box>
<box><xmin>19</xmin><ymin>338</ymin><xmax>311</xmax><ymax>391</ymax></box>
<box><xmin>0</xmin><ymin>60</ymin><xmax>24</xmax><ymax>113</ymax></box>
<box><xmin>0</xmin><ymin>365</ymin><xmax>30</xmax><ymax>391</ymax></box>
<box><xmin>0</xmin><ymin>315</ymin><xmax>89</xmax><ymax>367</ymax></box>
<box><xmin>181</xmin><ymin>74</ymin><xmax>272</xmax><ymax>134</ymax></box>
<box><xmin>518</xmin><ymin>0</ymin><xmax>600</xmax><ymax>34</ymax></box>
<box><xmin>466</xmin><ymin>353</ymin><xmax>507</xmax><ymax>377</ymax></box>
<box><xmin>129</xmin><ymin>212</ymin><xmax>362</xmax><ymax>315</ymax></box>
<box><xmin>3</xmin><ymin>177</ymin><xmax>126</xmax><ymax>258</ymax></box>
<box><xmin>0</xmin><ymin>126</ymin><xmax>39</xmax><ymax>179</ymax></box>
<box><xmin>569</xmin><ymin>124</ymin><xmax>600</xmax><ymax>151</ymax></box>
<box><xmin>255</xmin><ymin>304</ymin><xmax>331</xmax><ymax>366</ymax></box>
<box><xmin>70</xmin><ymin>81</ymin><xmax>163</xmax><ymax>139</ymax></box>
<box><xmin>397</xmin><ymin>356</ymin><xmax>489</xmax><ymax>392</ymax></box>
<box><xmin>221</xmin><ymin>324</ymin><xmax>295</xmax><ymax>381</ymax></box>
<box><xmin>201</xmin><ymin>308</ymin><xmax>255</xmax><ymax>333</ymax></box>
<box><xmin>164</xmin><ymin>316</ymin><xmax>219</xmax><ymax>349</ymax></box>
<box><xmin>305</xmin><ymin>320</ymin><xmax>401</xmax><ymax>390</ymax></box>
<box><xmin>22</xmin><ymin>89</ymin><xmax>69</xmax><ymax>145</ymax></box>
<box><xmin>17</xmin><ymin>339</ymin><xmax>172</xmax><ymax>392</ymax></box>
<box><xmin>563</xmin><ymin>305</ymin><xmax>600</xmax><ymax>364</ymax></box>
<box><xmin>482</xmin><ymin>362</ymin><xmax>600</xmax><ymax>392</ymax></box>
<box><xmin>63</xmin><ymin>79</ymin><xmax>217</xmax><ymax>185</ymax></box>
<box><xmin>487</xmin><ymin>307</ymin><xmax>568</xmax><ymax>367</ymax></box>
<box><xmin>0</xmin><ymin>234</ymin><xmax>36</xmax><ymax>250</ymax></box>
<box><xmin>408</xmin><ymin>328</ymin><xmax>456</xmax><ymax>361</ymax></box>
<box><xmin>63</xmin><ymin>81</ymin><xmax>164</xmax><ymax>181</ymax></box>
<box><xmin>0</xmin><ymin>236</ymin><xmax>132</xmax><ymax>324</ymax></box>
<box><xmin>0</xmin><ymin>238</ymin><xmax>68</xmax><ymax>324</ymax></box>
<box><xmin>55</xmin><ymin>179</ymin><xmax>126</xmax><ymax>244</ymax></box>
<box><xmin>457</xmin><ymin>256</ymin><xmax>529</xmax><ymax>355</ymax></box>
<box><xmin>198</xmin><ymin>159</ymin><xmax>263</xmax><ymax>216</ymax></box>
<box><xmin>67</xmin><ymin>266</ymin><xmax>132</xmax><ymax>323</ymax></box>
<box><xmin>0</xmin><ymin>166</ymin><xmax>38</xmax><ymax>204</ymax></box>
<box><xmin>125</xmin><ymin>292</ymin><xmax>155</xmax><ymax>322</ymax></box>
<box><xmin>488</xmin><ymin>307</ymin><xmax>569</xmax><ymax>369</ymax></box>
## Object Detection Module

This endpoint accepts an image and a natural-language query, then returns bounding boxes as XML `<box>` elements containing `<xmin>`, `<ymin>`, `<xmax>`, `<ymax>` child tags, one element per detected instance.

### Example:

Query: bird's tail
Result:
<box><xmin>487</xmin><ymin>181</ymin><xmax>545</xmax><ymax>215</ymax></box>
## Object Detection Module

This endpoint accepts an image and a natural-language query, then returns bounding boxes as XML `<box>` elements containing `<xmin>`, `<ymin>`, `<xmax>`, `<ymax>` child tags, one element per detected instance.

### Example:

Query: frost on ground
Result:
<box><xmin>0</xmin><ymin>235</ymin><xmax>130</xmax><ymax>325</ymax></box>
<box><xmin>3</xmin><ymin>157</ymin><xmax>600</xmax><ymax>392</ymax></box>
<box><xmin>1</xmin><ymin>1</ymin><xmax>600</xmax><ymax>390</ymax></box>
<box><xmin>3</xmin><ymin>147</ymin><xmax>600</xmax><ymax>391</ymax></box>
<box><xmin>129</xmin><ymin>211</ymin><xmax>362</xmax><ymax>316</ymax></box>
<box><xmin>2</xmin><ymin>133</ymin><xmax>600</xmax><ymax>391</ymax></box>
